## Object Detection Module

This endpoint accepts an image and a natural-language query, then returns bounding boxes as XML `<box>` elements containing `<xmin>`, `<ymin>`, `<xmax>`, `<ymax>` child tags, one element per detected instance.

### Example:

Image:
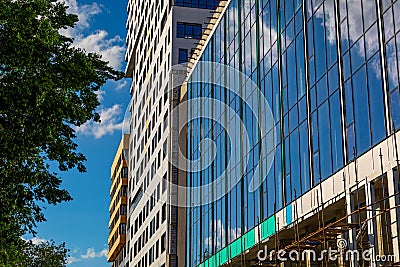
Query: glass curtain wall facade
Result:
<box><xmin>186</xmin><ymin>0</ymin><xmax>400</xmax><ymax>266</ymax></box>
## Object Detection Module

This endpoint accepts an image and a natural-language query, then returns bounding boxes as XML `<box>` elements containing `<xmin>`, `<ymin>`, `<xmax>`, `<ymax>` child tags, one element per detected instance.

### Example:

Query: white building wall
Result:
<box><xmin>124</xmin><ymin>1</ymin><xmax>217</xmax><ymax>267</ymax></box>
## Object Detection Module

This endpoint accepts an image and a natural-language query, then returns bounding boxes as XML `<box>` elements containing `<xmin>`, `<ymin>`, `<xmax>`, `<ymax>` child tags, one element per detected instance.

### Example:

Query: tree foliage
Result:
<box><xmin>0</xmin><ymin>0</ymin><xmax>124</xmax><ymax>264</ymax></box>
<box><xmin>19</xmin><ymin>240</ymin><xmax>69</xmax><ymax>267</ymax></box>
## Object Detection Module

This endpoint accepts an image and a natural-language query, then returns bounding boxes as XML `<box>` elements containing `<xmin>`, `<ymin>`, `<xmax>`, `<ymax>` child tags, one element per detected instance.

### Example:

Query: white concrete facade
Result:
<box><xmin>124</xmin><ymin>1</ymin><xmax>217</xmax><ymax>267</ymax></box>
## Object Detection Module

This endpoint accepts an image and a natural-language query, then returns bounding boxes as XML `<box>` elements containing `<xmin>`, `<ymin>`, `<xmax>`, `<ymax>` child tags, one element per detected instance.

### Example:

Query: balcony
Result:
<box><xmin>110</xmin><ymin>165</ymin><xmax>128</xmax><ymax>197</ymax></box>
<box><xmin>108</xmin><ymin>214</ymin><xmax>127</xmax><ymax>244</ymax></box>
<box><xmin>109</xmin><ymin>196</ymin><xmax>127</xmax><ymax>228</ymax></box>
<box><xmin>107</xmin><ymin>233</ymin><xmax>126</xmax><ymax>262</ymax></box>
<box><xmin>109</xmin><ymin>184</ymin><xmax>128</xmax><ymax>215</ymax></box>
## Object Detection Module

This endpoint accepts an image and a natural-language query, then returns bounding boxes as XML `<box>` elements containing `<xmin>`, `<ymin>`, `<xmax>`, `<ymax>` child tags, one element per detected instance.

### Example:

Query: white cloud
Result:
<box><xmin>115</xmin><ymin>80</ymin><xmax>129</xmax><ymax>91</ymax></box>
<box><xmin>81</xmin><ymin>248</ymin><xmax>96</xmax><ymax>259</ymax></box>
<box><xmin>73</xmin><ymin>30</ymin><xmax>125</xmax><ymax>69</ymax></box>
<box><xmin>62</xmin><ymin>0</ymin><xmax>102</xmax><ymax>33</ymax></box>
<box><xmin>75</xmin><ymin>104</ymin><xmax>128</xmax><ymax>139</ymax></box>
<box><xmin>99</xmin><ymin>248</ymin><xmax>108</xmax><ymax>257</ymax></box>
<box><xmin>95</xmin><ymin>89</ymin><xmax>106</xmax><ymax>102</ymax></box>
<box><xmin>67</xmin><ymin>256</ymin><xmax>81</xmax><ymax>264</ymax></box>
<box><xmin>81</xmin><ymin>248</ymin><xmax>108</xmax><ymax>259</ymax></box>
<box><xmin>67</xmin><ymin>247</ymin><xmax>107</xmax><ymax>265</ymax></box>
<box><xmin>60</xmin><ymin>0</ymin><xmax>125</xmax><ymax>69</ymax></box>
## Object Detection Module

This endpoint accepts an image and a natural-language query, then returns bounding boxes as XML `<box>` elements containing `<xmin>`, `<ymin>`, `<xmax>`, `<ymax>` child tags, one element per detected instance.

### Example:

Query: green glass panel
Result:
<box><xmin>242</xmin><ymin>228</ymin><xmax>256</xmax><ymax>250</ymax></box>
<box><xmin>229</xmin><ymin>238</ymin><xmax>242</xmax><ymax>258</ymax></box>
<box><xmin>209</xmin><ymin>256</ymin><xmax>214</xmax><ymax>267</ymax></box>
<box><xmin>197</xmin><ymin>216</ymin><xmax>277</xmax><ymax>267</ymax></box>
<box><xmin>212</xmin><ymin>255</ymin><xmax>217</xmax><ymax>267</ymax></box>
<box><xmin>220</xmin><ymin>247</ymin><xmax>229</xmax><ymax>264</ymax></box>
<box><xmin>261</xmin><ymin>215</ymin><xmax>276</xmax><ymax>240</ymax></box>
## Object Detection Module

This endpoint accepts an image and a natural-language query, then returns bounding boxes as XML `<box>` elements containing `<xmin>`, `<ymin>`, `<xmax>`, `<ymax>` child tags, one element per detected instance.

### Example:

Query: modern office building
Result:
<box><xmin>184</xmin><ymin>0</ymin><xmax>400</xmax><ymax>266</ymax></box>
<box><xmin>108</xmin><ymin>134</ymin><xmax>130</xmax><ymax>267</ymax></box>
<box><xmin>123</xmin><ymin>1</ymin><xmax>221</xmax><ymax>267</ymax></box>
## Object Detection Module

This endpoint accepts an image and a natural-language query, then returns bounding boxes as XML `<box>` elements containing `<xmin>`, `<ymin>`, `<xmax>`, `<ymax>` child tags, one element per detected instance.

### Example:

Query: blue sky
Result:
<box><xmin>24</xmin><ymin>0</ymin><xmax>130</xmax><ymax>266</ymax></box>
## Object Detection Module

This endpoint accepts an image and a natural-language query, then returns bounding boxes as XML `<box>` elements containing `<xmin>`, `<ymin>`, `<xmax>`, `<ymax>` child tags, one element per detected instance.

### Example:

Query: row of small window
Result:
<box><xmin>133</xmin><ymin>24</ymin><xmax>171</xmax><ymax>99</ymax></box>
<box><xmin>131</xmin><ymin>233</ymin><xmax>166</xmax><ymax>267</ymax></box>
<box><xmin>134</xmin><ymin>93</ymin><xmax>168</xmax><ymax>160</ymax></box>
<box><xmin>132</xmin><ymin>71</ymin><xmax>166</xmax><ymax>128</ymax></box>
<box><xmin>132</xmin><ymin>193</ymin><xmax>167</xmax><ymax>238</ymax></box>
<box><xmin>174</xmin><ymin>0</ymin><xmax>219</xmax><ymax>9</ymax></box>
<box><xmin>177</xmin><ymin>22</ymin><xmax>202</xmax><ymax>39</ymax></box>
<box><xmin>133</xmin><ymin>193</ymin><xmax>163</xmax><ymax>237</ymax></box>
<box><xmin>132</xmin><ymin>209</ymin><xmax>165</xmax><ymax>257</ymax></box>
<box><xmin>134</xmin><ymin>138</ymin><xmax>166</xmax><ymax>183</ymax></box>
<box><xmin>132</xmin><ymin>101</ymin><xmax>169</xmax><ymax>187</ymax></box>
<box><xmin>134</xmin><ymin>147</ymin><xmax>167</xmax><ymax>197</ymax></box>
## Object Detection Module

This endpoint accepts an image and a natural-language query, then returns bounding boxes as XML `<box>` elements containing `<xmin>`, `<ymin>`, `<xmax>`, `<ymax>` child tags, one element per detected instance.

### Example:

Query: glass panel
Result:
<box><xmin>290</xmin><ymin>130</ymin><xmax>301</xmax><ymax>197</ymax></box>
<box><xmin>329</xmin><ymin>91</ymin><xmax>344</xmax><ymax>172</ymax></box>
<box><xmin>352</xmin><ymin>67</ymin><xmax>371</xmax><ymax>154</ymax></box>
<box><xmin>318</xmin><ymin>101</ymin><xmax>332</xmax><ymax>180</ymax></box>
<box><xmin>391</xmin><ymin>90</ymin><xmax>400</xmax><ymax>130</ymax></box>
<box><xmin>299</xmin><ymin>122</ymin><xmax>310</xmax><ymax>192</ymax></box>
<box><xmin>367</xmin><ymin>55</ymin><xmax>386</xmax><ymax>144</ymax></box>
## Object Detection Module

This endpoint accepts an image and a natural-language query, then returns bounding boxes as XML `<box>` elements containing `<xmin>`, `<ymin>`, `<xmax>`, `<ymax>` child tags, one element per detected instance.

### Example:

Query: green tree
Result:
<box><xmin>19</xmin><ymin>240</ymin><xmax>69</xmax><ymax>267</ymax></box>
<box><xmin>0</xmin><ymin>0</ymin><xmax>123</xmax><ymax>264</ymax></box>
